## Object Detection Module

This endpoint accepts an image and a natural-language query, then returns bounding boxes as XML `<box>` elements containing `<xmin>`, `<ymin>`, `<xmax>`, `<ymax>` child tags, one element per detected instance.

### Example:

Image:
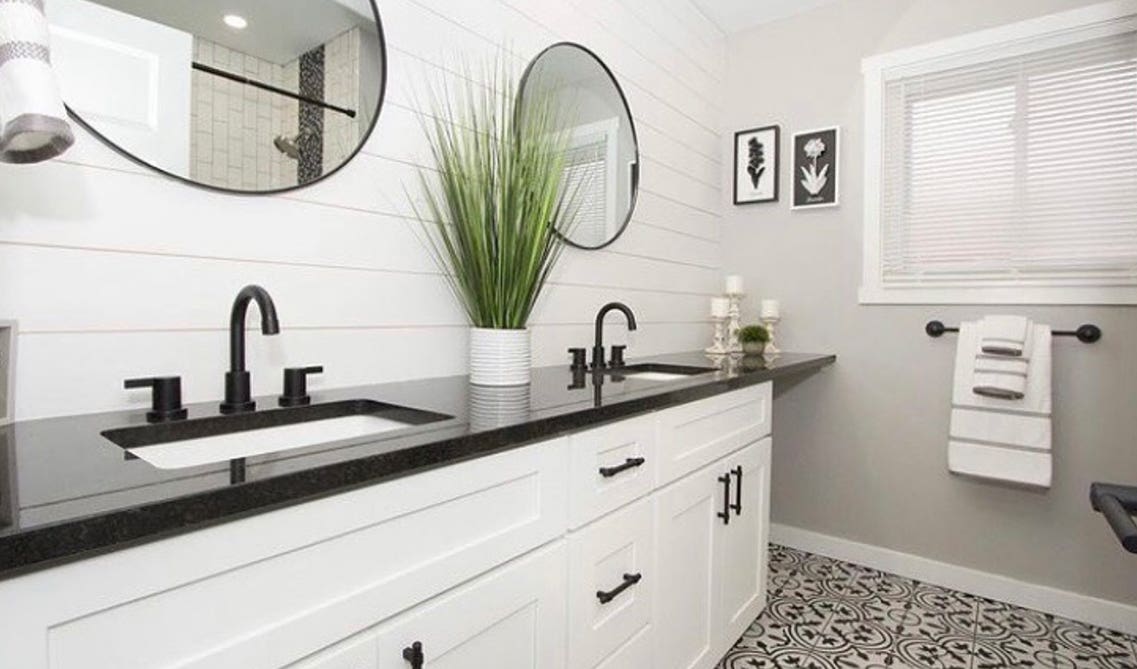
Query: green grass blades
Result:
<box><xmin>412</xmin><ymin>58</ymin><xmax>577</xmax><ymax>330</ymax></box>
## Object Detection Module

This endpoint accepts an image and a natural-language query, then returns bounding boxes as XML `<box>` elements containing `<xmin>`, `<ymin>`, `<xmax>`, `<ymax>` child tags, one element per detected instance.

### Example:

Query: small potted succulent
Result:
<box><xmin>739</xmin><ymin>325</ymin><xmax>770</xmax><ymax>356</ymax></box>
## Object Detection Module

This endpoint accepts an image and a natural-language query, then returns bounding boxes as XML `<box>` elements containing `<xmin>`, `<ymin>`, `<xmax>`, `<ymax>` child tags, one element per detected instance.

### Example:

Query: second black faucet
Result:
<box><xmin>221</xmin><ymin>285</ymin><xmax>280</xmax><ymax>414</ymax></box>
<box><xmin>590</xmin><ymin>302</ymin><xmax>637</xmax><ymax>370</ymax></box>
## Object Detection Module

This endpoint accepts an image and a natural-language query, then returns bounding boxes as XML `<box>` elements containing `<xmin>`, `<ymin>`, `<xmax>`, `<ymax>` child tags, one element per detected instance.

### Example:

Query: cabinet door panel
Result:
<box><xmin>568</xmin><ymin>499</ymin><xmax>653</xmax><ymax>668</ymax></box>
<box><xmin>652</xmin><ymin>466</ymin><xmax>720</xmax><ymax>669</ymax></box>
<box><xmin>376</xmin><ymin>542</ymin><xmax>566</xmax><ymax>669</ymax></box>
<box><xmin>716</xmin><ymin>439</ymin><xmax>771</xmax><ymax>651</ymax></box>
<box><xmin>594</xmin><ymin>625</ymin><xmax>652</xmax><ymax>669</ymax></box>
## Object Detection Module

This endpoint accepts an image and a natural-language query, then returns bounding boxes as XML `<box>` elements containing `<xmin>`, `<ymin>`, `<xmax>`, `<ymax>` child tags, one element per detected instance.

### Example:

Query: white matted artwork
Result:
<box><xmin>792</xmin><ymin>127</ymin><xmax>839</xmax><ymax>209</ymax></box>
<box><xmin>733</xmin><ymin>125</ymin><xmax>779</xmax><ymax>204</ymax></box>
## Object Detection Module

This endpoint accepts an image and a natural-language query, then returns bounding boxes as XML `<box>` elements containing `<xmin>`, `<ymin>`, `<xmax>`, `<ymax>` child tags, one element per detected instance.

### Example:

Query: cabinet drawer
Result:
<box><xmin>568</xmin><ymin>416</ymin><xmax>655</xmax><ymax>529</ymax></box>
<box><xmin>656</xmin><ymin>383</ymin><xmax>771</xmax><ymax>485</ymax></box>
<box><xmin>286</xmin><ymin>632</ymin><xmax>377</xmax><ymax>669</ymax></box>
<box><xmin>568</xmin><ymin>498</ymin><xmax>653</xmax><ymax>669</ymax></box>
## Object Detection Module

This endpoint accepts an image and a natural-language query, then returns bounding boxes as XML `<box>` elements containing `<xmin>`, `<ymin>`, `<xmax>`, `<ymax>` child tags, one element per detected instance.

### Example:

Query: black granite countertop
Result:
<box><xmin>0</xmin><ymin>351</ymin><xmax>834</xmax><ymax>580</ymax></box>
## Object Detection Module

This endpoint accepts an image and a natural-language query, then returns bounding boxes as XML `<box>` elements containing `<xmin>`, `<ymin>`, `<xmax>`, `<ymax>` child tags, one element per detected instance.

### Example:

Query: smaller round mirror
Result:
<box><xmin>519</xmin><ymin>43</ymin><xmax>639</xmax><ymax>250</ymax></box>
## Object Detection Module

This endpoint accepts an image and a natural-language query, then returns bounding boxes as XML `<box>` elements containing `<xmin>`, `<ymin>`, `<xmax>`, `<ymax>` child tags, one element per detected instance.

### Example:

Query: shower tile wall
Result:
<box><xmin>323</xmin><ymin>28</ymin><xmax>362</xmax><ymax>172</ymax></box>
<box><xmin>190</xmin><ymin>39</ymin><xmax>298</xmax><ymax>190</ymax></box>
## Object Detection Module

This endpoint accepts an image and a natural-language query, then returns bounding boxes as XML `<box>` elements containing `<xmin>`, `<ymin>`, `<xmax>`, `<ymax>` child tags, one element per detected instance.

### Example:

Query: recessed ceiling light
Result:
<box><xmin>223</xmin><ymin>14</ymin><xmax>248</xmax><ymax>30</ymax></box>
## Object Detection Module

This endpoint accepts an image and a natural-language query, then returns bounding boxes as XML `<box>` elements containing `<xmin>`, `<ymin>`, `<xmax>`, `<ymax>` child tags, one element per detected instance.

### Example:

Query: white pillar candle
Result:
<box><xmin>725</xmin><ymin>275</ymin><xmax>744</xmax><ymax>295</ymax></box>
<box><xmin>760</xmin><ymin>299</ymin><xmax>780</xmax><ymax>320</ymax></box>
<box><xmin>711</xmin><ymin>297</ymin><xmax>730</xmax><ymax>318</ymax></box>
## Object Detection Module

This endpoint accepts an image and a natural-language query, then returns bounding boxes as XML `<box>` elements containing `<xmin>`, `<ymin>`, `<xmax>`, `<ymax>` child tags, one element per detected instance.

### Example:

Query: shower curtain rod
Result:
<box><xmin>192</xmin><ymin>62</ymin><xmax>357</xmax><ymax>119</ymax></box>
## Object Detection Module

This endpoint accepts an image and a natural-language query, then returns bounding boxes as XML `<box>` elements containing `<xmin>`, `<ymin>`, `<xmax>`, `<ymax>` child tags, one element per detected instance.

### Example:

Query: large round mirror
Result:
<box><xmin>45</xmin><ymin>0</ymin><xmax>385</xmax><ymax>194</ymax></box>
<box><xmin>519</xmin><ymin>43</ymin><xmax>639</xmax><ymax>250</ymax></box>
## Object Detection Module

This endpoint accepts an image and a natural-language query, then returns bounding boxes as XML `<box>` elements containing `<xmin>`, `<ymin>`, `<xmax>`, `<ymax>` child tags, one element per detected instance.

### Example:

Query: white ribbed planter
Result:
<box><xmin>469</xmin><ymin>327</ymin><xmax>531</xmax><ymax>386</ymax></box>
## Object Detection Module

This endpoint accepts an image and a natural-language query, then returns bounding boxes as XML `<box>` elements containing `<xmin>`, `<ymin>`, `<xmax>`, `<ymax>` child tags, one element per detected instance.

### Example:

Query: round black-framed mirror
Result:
<box><xmin>46</xmin><ymin>0</ymin><xmax>386</xmax><ymax>195</ymax></box>
<box><xmin>518</xmin><ymin>42</ymin><xmax>639</xmax><ymax>250</ymax></box>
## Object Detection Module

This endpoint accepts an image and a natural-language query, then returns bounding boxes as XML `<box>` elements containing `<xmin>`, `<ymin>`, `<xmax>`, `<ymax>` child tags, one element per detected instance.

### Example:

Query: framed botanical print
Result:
<box><xmin>792</xmin><ymin>127</ymin><xmax>839</xmax><ymax>209</ymax></box>
<box><xmin>733</xmin><ymin>125</ymin><xmax>779</xmax><ymax>205</ymax></box>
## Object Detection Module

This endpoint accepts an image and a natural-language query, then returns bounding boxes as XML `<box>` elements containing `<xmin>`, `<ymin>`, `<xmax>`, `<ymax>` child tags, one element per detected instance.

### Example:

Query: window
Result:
<box><xmin>860</xmin><ymin>2</ymin><xmax>1137</xmax><ymax>304</ymax></box>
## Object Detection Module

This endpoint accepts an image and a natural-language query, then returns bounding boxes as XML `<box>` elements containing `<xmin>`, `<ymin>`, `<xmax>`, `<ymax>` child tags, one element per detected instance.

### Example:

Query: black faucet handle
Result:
<box><xmin>124</xmin><ymin>376</ymin><xmax>188</xmax><ymax>423</ymax></box>
<box><xmin>280</xmin><ymin>366</ymin><xmax>323</xmax><ymax>407</ymax></box>
<box><xmin>610</xmin><ymin>345</ymin><xmax>627</xmax><ymax>368</ymax></box>
<box><xmin>568</xmin><ymin>348</ymin><xmax>587</xmax><ymax>371</ymax></box>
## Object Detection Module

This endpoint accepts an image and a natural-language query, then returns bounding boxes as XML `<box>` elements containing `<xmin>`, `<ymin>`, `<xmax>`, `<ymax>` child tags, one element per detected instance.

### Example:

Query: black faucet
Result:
<box><xmin>220</xmin><ymin>285</ymin><xmax>280</xmax><ymax>414</ymax></box>
<box><xmin>592</xmin><ymin>302</ymin><xmax>637</xmax><ymax>369</ymax></box>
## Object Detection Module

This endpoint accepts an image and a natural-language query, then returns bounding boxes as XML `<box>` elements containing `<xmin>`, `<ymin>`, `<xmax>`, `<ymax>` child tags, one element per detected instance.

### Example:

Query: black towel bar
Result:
<box><xmin>925</xmin><ymin>320</ymin><xmax>1102</xmax><ymax>344</ymax></box>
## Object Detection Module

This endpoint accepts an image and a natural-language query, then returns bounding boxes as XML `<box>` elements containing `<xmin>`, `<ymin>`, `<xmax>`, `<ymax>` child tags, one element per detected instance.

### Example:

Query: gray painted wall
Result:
<box><xmin>722</xmin><ymin>0</ymin><xmax>1137</xmax><ymax>605</ymax></box>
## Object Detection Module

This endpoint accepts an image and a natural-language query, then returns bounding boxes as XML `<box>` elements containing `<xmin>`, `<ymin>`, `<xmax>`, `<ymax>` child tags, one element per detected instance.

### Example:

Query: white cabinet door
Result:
<box><xmin>715</xmin><ymin>439</ymin><xmax>771</xmax><ymax>652</ymax></box>
<box><xmin>286</xmin><ymin>633</ymin><xmax>378</xmax><ymax>669</ymax></box>
<box><xmin>651</xmin><ymin>463</ymin><xmax>723</xmax><ymax>669</ymax></box>
<box><xmin>567</xmin><ymin>498</ymin><xmax>653</xmax><ymax>668</ymax></box>
<box><xmin>375</xmin><ymin>542</ymin><xmax>567</xmax><ymax>669</ymax></box>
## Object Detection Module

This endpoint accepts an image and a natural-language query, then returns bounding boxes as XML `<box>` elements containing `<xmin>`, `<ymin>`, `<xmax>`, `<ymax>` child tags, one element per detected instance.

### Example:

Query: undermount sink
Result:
<box><xmin>605</xmin><ymin>363</ymin><xmax>716</xmax><ymax>382</ymax></box>
<box><xmin>101</xmin><ymin>400</ymin><xmax>452</xmax><ymax>470</ymax></box>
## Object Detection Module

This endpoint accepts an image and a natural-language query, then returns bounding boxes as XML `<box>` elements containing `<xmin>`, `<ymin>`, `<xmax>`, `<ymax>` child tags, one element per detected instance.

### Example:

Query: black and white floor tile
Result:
<box><xmin>718</xmin><ymin>544</ymin><xmax>1137</xmax><ymax>669</ymax></box>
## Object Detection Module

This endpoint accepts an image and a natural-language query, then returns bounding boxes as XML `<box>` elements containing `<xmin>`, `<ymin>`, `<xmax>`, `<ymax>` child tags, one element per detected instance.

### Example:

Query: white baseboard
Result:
<box><xmin>770</xmin><ymin>523</ymin><xmax>1137</xmax><ymax>637</ymax></box>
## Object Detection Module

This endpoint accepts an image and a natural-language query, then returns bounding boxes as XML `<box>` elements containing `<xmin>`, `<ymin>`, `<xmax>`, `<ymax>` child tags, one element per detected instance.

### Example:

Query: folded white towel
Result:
<box><xmin>0</xmin><ymin>0</ymin><xmax>74</xmax><ymax>163</ymax></box>
<box><xmin>949</xmin><ymin>321</ymin><xmax>1053</xmax><ymax>488</ymax></box>
<box><xmin>973</xmin><ymin>353</ymin><xmax>1030</xmax><ymax>399</ymax></box>
<box><xmin>979</xmin><ymin>315</ymin><xmax>1030</xmax><ymax>357</ymax></box>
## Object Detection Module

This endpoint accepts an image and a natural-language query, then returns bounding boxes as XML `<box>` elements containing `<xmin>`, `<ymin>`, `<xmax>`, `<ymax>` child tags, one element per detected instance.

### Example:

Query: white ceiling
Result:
<box><xmin>691</xmin><ymin>0</ymin><xmax>841</xmax><ymax>34</ymax></box>
<box><xmin>89</xmin><ymin>0</ymin><xmax>376</xmax><ymax>63</ymax></box>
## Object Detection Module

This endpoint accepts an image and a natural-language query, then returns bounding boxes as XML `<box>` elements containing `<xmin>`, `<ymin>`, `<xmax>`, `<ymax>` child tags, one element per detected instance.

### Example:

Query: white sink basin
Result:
<box><xmin>127</xmin><ymin>414</ymin><xmax>414</xmax><ymax>469</ymax></box>
<box><xmin>623</xmin><ymin>371</ymin><xmax>694</xmax><ymax>382</ymax></box>
<box><xmin>102</xmin><ymin>399</ymin><xmax>453</xmax><ymax>470</ymax></box>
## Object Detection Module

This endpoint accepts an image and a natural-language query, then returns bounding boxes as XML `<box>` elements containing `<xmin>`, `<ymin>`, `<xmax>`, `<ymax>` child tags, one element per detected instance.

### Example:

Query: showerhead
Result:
<box><xmin>274</xmin><ymin>134</ymin><xmax>301</xmax><ymax>160</ymax></box>
<box><xmin>273</xmin><ymin>129</ymin><xmax>315</xmax><ymax>160</ymax></box>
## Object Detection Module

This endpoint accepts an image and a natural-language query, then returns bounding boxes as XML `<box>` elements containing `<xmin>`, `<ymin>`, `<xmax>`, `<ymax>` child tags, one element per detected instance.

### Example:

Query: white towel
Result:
<box><xmin>973</xmin><ymin>348</ymin><xmax>1031</xmax><ymax>400</ymax></box>
<box><xmin>949</xmin><ymin>321</ymin><xmax>1053</xmax><ymax>488</ymax></box>
<box><xmin>0</xmin><ymin>0</ymin><xmax>73</xmax><ymax>163</ymax></box>
<box><xmin>978</xmin><ymin>315</ymin><xmax>1029</xmax><ymax>357</ymax></box>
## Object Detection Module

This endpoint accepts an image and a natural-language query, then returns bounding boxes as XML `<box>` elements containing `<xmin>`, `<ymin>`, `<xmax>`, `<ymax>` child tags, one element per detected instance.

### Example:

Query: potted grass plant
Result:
<box><xmin>414</xmin><ymin>62</ymin><xmax>576</xmax><ymax>386</ymax></box>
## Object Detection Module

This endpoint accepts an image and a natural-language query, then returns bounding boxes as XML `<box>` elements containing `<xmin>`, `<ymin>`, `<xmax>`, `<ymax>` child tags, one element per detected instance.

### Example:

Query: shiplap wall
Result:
<box><xmin>0</xmin><ymin>0</ymin><xmax>725</xmax><ymax>420</ymax></box>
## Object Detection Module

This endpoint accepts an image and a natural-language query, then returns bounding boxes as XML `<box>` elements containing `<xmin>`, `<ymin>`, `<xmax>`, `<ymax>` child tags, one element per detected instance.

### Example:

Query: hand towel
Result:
<box><xmin>978</xmin><ymin>315</ymin><xmax>1029</xmax><ymax>357</ymax></box>
<box><xmin>0</xmin><ymin>0</ymin><xmax>74</xmax><ymax>163</ymax></box>
<box><xmin>949</xmin><ymin>321</ymin><xmax>1053</xmax><ymax>488</ymax></box>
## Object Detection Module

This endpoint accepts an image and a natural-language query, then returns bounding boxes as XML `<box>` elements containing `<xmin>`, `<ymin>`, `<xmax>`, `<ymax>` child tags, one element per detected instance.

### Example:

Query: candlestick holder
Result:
<box><xmin>727</xmin><ymin>294</ymin><xmax>743</xmax><ymax>354</ymax></box>
<box><xmin>761</xmin><ymin>315</ymin><xmax>781</xmax><ymax>360</ymax></box>
<box><xmin>706</xmin><ymin>315</ymin><xmax>729</xmax><ymax>355</ymax></box>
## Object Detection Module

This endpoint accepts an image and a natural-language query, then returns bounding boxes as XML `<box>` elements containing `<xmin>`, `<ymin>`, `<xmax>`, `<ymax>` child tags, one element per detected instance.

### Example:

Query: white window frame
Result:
<box><xmin>859</xmin><ymin>0</ymin><xmax>1137</xmax><ymax>305</ymax></box>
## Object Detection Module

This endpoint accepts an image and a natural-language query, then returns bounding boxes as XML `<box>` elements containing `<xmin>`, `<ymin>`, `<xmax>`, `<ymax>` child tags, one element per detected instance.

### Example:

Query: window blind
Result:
<box><xmin>879</xmin><ymin>29</ymin><xmax>1137</xmax><ymax>289</ymax></box>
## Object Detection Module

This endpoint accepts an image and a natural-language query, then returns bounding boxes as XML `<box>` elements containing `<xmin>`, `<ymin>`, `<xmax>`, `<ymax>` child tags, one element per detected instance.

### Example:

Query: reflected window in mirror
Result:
<box><xmin>519</xmin><ymin>43</ymin><xmax>639</xmax><ymax>250</ymax></box>
<box><xmin>45</xmin><ymin>0</ymin><xmax>386</xmax><ymax>194</ymax></box>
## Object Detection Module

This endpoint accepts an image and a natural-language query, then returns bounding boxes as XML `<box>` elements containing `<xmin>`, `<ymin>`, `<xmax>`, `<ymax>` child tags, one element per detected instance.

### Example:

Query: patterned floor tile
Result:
<box><xmin>720</xmin><ymin>544</ymin><xmax>1137</xmax><ymax>669</ymax></box>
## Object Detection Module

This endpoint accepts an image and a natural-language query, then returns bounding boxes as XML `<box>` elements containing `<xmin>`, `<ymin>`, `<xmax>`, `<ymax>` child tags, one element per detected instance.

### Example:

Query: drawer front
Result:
<box><xmin>656</xmin><ymin>383</ymin><xmax>771</xmax><ymax>485</ymax></box>
<box><xmin>286</xmin><ymin>632</ymin><xmax>377</xmax><ymax>669</ymax></box>
<box><xmin>13</xmin><ymin>439</ymin><xmax>568</xmax><ymax>669</ymax></box>
<box><xmin>568</xmin><ymin>498</ymin><xmax>653</xmax><ymax>669</ymax></box>
<box><xmin>568</xmin><ymin>416</ymin><xmax>656</xmax><ymax>529</ymax></box>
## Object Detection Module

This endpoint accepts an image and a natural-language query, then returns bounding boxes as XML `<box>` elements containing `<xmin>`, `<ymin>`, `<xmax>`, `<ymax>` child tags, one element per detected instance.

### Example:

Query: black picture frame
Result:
<box><xmin>791</xmin><ymin>126</ymin><xmax>840</xmax><ymax>209</ymax></box>
<box><xmin>733</xmin><ymin>125</ymin><xmax>780</xmax><ymax>205</ymax></box>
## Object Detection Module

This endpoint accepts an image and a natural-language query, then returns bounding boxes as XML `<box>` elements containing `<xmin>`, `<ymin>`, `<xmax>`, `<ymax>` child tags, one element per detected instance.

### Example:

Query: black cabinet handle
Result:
<box><xmin>599</xmin><ymin>457</ymin><xmax>646</xmax><ymax>478</ymax></box>
<box><xmin>596</xmin><ymin>572</ymin><xmax>642</xmax><ymax>604</ymax></box>
<box><xmin>402</xmin><ymin>641</ymin><xmax>424</xmax><ymax>668</ymax></box>
<box><xmin>730</xmin><ymin>465</ymin><xmax>743</xmax><ymax>516</ymax></box>
<box><xmin>717</xmin><ymin>474</ymin><xmax>731</xmax><ymax>525</ymax></box>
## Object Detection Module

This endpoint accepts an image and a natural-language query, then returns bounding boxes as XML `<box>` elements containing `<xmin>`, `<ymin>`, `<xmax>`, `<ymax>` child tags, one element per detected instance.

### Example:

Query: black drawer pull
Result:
<box><xmin>730</xmin><ymin>465</ymin><xmax>743</xmax><ymax>516</ymax></box>
<box><xmin>402</xmin><ymin>641</ymin><xmax>424</xmax><ymax>668</ymax></box>
<box><xmin>717</xmin><ymin>474</ymin><xmax>731</xmax><ymax>525</ymax></box>
<box><xmin>599</xmin><ymin>457</ymin><xmax>646</xmax><ymax>478</ymax></box>
<box><xmin>597</xmin><ymin>572</ymin><xmax>642</xmax><ymax>604</ymax></box>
